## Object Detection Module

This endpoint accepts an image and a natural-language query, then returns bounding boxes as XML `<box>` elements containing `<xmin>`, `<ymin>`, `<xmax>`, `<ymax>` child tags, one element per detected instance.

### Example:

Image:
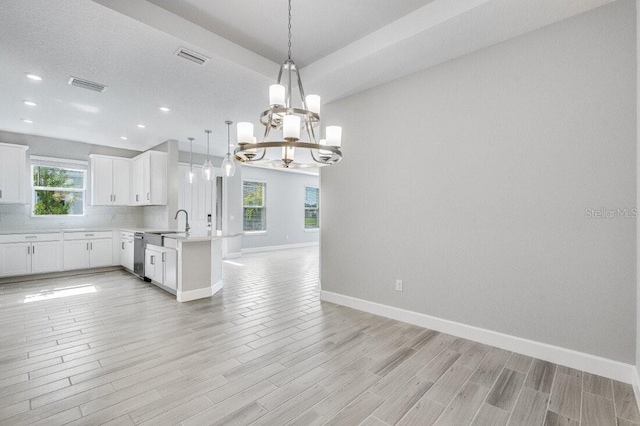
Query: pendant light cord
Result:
<box><xmin>225</xmin><ymin>120</ymin><xmax>233</xmax><ymax>156</ymax></box>
<box><xmin>287</xmin><ymin>0</ymin><xmax>292</xmax><ymax>61</ymax></box>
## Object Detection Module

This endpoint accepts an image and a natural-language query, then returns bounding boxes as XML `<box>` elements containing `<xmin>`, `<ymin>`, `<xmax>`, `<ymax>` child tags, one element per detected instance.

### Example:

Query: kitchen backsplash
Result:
<box><xmin>0</xmin><ymin>204</ymin><xmax>144</xmax><ymax>231</ymax></box>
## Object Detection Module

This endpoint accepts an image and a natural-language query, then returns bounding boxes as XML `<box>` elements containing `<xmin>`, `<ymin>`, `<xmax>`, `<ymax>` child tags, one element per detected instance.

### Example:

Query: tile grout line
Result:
<box><xmin>428</xmin><ymin>344</ymin><xmax>494</xmax><ymax>425</ymax></box>
<box><xmin>543</xmin><ymin>362</ymin><xmax>559</xmax><ymax>425</ymax></box>
<box><xmin>504</xmin><ymin>355</ymin><xmax>535</xmax><ymax>426</ymax></box>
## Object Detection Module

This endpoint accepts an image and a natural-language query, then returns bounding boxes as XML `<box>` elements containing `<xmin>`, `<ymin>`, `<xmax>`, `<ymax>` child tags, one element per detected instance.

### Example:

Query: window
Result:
<box><xmin>305</xmin><ymin>186</ymin><xmax>319</xmax><ymax>229</ymax></box>
<box><xmin>243</xmin><ymin>181</ymin><xmax>266</xmax><ymax>232</ymax></box>
<box><xmin>32</xmin><ymin>160</ymin><xmax>86</xmax><ymax>216</ymax></box>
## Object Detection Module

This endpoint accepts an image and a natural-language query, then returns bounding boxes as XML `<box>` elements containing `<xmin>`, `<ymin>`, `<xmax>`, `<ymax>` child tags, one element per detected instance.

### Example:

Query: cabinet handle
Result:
<box><xmin>122</xmin><ymin>242</ymin><xmax>125</xmax><ymax>250</ymax></box>
<box><xmin>86</xmin><ymin>242</ymin><xmax>89</xmax><ymax>251</ymax></box>
<box><xmin>150</xmin><ymin>255</ymin><xmax>155</xmax><ymax>265</ymax></box>
<box><xmin>32</xmin><ymin>245</ymin><xmax>35</xmax><ymax>254</ymax></box>
<box><xmin>147</xmin><ymin>192</ymin><xmax>150</xmax><ymax>201</ymax></box>
<box><xmin>0</xmin><ymin>189</ymin><xmax>2</xmax><ymax>198</ymax></box>
<box><xmin>27</xmin><ymin>246</ymin><xmax>30</xmax><ymax>255</ymax></box>
<box><xmin>162</xmin><ymin>252</ymin><xmax>166</xmax><ymax>262</ymax></box>
<box><xmin>136</xmin><ymin>194</ymin><xmax>139</xmax><ymax>202</ymax></box>
<box><xmin>90</xmin><ymin>242</ymin><xmax>93</xmax><ymax>250</ymax></box>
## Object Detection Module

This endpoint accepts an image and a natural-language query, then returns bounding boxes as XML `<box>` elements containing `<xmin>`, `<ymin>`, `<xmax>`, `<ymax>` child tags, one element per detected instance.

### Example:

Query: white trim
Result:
<box><xmin>242</xmin><ymin>242</ymin><xmax>319</xmax><ymax>254</ymax></box>
<box><xmin>30</xmin><ymin>155</ymin><xmax>88</xmax><ymax>166</ymax></box>
<box><xmin>177</xmin><ymin>280</ymin><xmax>223</xmax><ymax>302</ymax></box>
<box><xmin>634</xmin><ymin>367</ymin><xmax>640</xmax><ymax>416</ymax></box>
<box><xmin>319</xmin><ymin>290</ymin><xmax>636</xmax><ymax>384</ymax></box>
<box><xmin>223</xmin><ymin>252</ymin><xmax>242</xmax><ymax>259</ymax></box>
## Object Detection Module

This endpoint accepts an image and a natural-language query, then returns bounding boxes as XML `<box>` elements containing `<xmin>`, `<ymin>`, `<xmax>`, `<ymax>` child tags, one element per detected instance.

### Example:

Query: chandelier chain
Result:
<box><xmin>287</xmin><ymin>0</ymin><xmax>292</xmax><ymax>60</ymax></box>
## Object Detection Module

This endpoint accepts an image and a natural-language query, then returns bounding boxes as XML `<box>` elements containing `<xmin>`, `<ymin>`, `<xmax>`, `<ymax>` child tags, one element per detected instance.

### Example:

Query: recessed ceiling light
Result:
<box><xmin>159</xmin><ymin>106</ymin><xmax>170</xmax><ymax>112</ymax></box>
<box><xmin>22</xmin><ymin>119</ymin><xmax>34</xmax><ymax>124</ymax></box>
<box><xmin>137</xmin><ymin>124</ymin><xmax>146</xmax><ymax>128</ymax></box>
<box><xmin>23</xmin><ymin>100</ymin><xmax>37</xmax><ymax>106</ymax></box>
<box><xmin>26</xmin><ymin>74</ymin><xmax>42</xmax><ymax>81</ymax></box>
<box><xmin>120</xmin><ymin>136</ymin><xmax>128</xmax><ymax>140</ymax></box>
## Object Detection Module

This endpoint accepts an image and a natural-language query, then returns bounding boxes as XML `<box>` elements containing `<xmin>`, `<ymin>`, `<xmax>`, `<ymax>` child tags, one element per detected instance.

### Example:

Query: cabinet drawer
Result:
<box><xmin>63</xmin><ymin>231</ymin><xmax>113</xmax><ymax>241</ymax></box>
<box><xmin>0</xmin><ymin>233</ymin><xmax>62</xmax><ymax>244</ymax></box>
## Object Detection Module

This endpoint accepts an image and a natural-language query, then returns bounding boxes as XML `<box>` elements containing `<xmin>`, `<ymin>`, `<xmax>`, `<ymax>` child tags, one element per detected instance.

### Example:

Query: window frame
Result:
<box><xmin>30</xmin><ymin>159</ymin><xmax>87</xmax><ymax>218</ymax></box>
<box><xmin>304</xmin><ymin>185</ymin><xmax>320</xmax><ymax>231</ymax></box>
<box><xmin>242</xmin><ymin>180</ymin><xmax>267</xmax><ymax>234</ymax></box>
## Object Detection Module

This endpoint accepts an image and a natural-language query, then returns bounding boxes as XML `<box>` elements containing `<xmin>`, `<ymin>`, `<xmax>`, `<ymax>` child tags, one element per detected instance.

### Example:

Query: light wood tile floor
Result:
<box><xmin>0</xmin><ymin>247</ymin><xmax>638</xmax><ymax>425</ymax></box>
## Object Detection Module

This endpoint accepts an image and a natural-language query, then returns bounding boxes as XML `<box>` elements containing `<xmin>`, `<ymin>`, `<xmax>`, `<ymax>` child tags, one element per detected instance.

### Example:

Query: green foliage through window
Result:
<box><xmin>32</xmin><ymin>165</ymin><xmax>85</xmax><ymax>216</ymax></box>
<box><xmin>305</xmin><ymin>187</ymin><xmax>319</xmax><ymax>229</ymax></box>
<box><xmin>243</xmin><ymin>181</ymin><xmax>266</xmax><ymax>231</ymax></box>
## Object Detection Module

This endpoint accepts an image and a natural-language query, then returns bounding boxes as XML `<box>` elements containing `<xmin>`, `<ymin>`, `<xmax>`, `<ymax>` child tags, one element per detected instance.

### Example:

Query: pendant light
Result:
<box><xmin>221</xmin><ymin>120</ymin><xmax>236</xmax><ymax>177</ymax></box>
<box><xmin>185</xmin><ymin>137</ymin><xmax>197</xmax><ymax>184</ymax></box>
<box><xmin>201</xmin><ymin>129</ymin><xmax>214</xmax><ymax>181</ymax></box>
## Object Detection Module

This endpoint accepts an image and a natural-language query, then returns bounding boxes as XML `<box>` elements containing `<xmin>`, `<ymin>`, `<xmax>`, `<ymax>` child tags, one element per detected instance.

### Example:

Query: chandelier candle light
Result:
<box><xmin>221</xmin><ymin>120</ymin><xmax>236</xmax><ymax>177</ymax></box>
<box><xmin>201</xmin><ymin>130</ymin><xmax>214</xmax><ymax>181</ymax></box>
<box><xmin>234</xmin><ymin>0</ymin><xmax>343</xmax><ymax>168</ymax></box>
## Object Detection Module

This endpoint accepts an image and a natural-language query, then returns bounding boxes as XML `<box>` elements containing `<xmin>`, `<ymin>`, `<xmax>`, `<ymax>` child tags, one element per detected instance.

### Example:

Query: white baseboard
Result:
<box><xmin>634</xmin><ymin>367</ymin><xmax>640</xmax><ymax>415</ymax></box>
<box><xmin>320</xmin><ymin>290</ymin><xmax>636</xmax><ymax>384</ymax></box>
<box><xmin>177</xmin><ymin>280</ymin><xmax>223</xmax><ymax>302</ymax></box>
<box><xmin>223</xmin><ymin>252</ymin><xmax>242</xmax><ymax>259</ymax></box>
<box><xmin>242</xmin><ymin>242</ymin><xmax>319</xmax><ymax>254</ymax></box>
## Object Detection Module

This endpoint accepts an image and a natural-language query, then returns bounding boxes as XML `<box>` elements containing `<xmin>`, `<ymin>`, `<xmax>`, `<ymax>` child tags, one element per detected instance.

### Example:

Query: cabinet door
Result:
<box><xmin>142</xmin><ymin>153</ymin><xmax>151</xmax><ymax>204</ymax></box>
<box><xmin>91</xmin><ymin>157</ymin><xmax>114</xmax><ymax>205</ymax></box>
<box><xmin>0</xmin><ymin>243</ymin><xmax>31</xmax><ymax>277</ymax></box>
<box><xmin>89</xmin><ymin>239</ymin><xmax>113</xmax><ymax>268</ymax></box>
<box><xmin>162</xmin><ymin>249</ymin><xmax>177</xmax><ymax>290</ymax></box>
<box><xmin>63</xmin><ymin>240</ymin><xmax>91</xmax><ymax>270</ymax></box>
<box><xmin>145</xmin><ymin>248</ymin><xmax>161</xmax><ymax>282</ymax></box>
<box><xmin>120</xmin><ymin>237</ymin><xmax>134</xmax><ymax>271</ymax></box>
<box><xmin>31</xmin><ymin>241</ymin><xmax>61</xmax><ymax>274</ymax></box>
<box><xmin>132</xmin><ymin>156</ymin><xmax>145</xmax><ymax>205</ymax></box>
<box><xmin>112</xmin><ymin>158</ymin><xmax>130</xmax><ymax>206</ymax></box>
<box><xmin>0</xmin><ymin>146</ymin><xmax>26</xmax><ymax>204</ymax></box>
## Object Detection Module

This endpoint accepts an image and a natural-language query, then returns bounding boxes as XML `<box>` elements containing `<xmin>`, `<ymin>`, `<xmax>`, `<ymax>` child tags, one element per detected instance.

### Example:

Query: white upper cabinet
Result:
<box><xmin>131</xmin><ymin>151</ymin><xmax>167</xmax><ymax>206</ymax></box>
<box><xmin>0</xmin><ymin>142</ymin><xmax>28</xmax><ymax>204</ymax></box>
<box><xmin>90</xmin><ymin>155</ymin><xmax>131</xmax><ymax>206</ymax></box>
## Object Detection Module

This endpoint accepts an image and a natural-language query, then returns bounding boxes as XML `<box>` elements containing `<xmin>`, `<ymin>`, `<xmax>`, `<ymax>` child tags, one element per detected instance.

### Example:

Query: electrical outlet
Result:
<box><xmin>395</xmin><ymin>279</ymin><xmax>403</xmax><ymax>292</ymax></box>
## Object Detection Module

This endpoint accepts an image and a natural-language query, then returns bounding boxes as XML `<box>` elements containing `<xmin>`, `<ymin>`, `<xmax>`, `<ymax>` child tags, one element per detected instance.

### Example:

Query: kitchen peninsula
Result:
<box><xmin>155</xmin><ymin>232</ymin><xmax>223</xmax><ymax>302</ymax></box>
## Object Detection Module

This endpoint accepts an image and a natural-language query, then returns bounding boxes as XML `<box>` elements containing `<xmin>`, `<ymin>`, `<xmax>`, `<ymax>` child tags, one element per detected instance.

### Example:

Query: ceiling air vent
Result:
<box><xmin>176</xmin><ymin>47</ymin><xmax>209</xmax><ymax>65</ymax></box>
<box><xmin>68</xmin><ymin>77</ymin><xmax>107</xmax><ymax>93</ymax></box>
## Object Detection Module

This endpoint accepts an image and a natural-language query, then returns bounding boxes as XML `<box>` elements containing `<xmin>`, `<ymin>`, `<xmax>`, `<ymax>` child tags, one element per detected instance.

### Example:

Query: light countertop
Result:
<box><xmin>161</xmin><ymin>231</ymin><xmax>223</xmax><ymax>243</ymax></box>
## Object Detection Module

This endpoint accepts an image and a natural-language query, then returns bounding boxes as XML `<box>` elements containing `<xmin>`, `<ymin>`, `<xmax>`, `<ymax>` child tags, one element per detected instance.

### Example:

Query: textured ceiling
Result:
<box><xmin>144</xmin><ymin>0</ymin><xmax>433</xmax><ymax>67</ymax></box>
<box><xmin>0</xmin><ymin>0</ymin><xmax>617</xmax><ymax>157</ymax></box>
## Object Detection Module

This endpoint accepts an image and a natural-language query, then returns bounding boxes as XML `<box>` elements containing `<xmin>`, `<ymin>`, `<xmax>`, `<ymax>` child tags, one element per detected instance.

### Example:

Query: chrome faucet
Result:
<box><xmin>175</xmin><ymin>209</ymin><xmax>190</xmax><ymax>234</ymax></box>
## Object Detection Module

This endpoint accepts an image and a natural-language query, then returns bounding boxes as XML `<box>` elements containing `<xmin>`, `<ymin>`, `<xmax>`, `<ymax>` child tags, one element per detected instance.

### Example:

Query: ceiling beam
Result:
<box><xmin>91</xmin><ymin>0</ymin><xmax>280</xmax><ymax>79</ymax></box>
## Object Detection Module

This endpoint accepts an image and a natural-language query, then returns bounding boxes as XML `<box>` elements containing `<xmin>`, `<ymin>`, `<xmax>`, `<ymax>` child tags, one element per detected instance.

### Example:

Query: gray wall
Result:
<box><xmin>637</xmin><ymin>0</ymin><xmax>640</xmax><ymax>378</ymax></box>
<box><xmin>321</xmin><ymin>0</ymin><xmax>636</xmax><ymax>363</ymax></box>
<box><xmin>0</xmin><ymin>130</ymin><xmax>144</xmax><ymax>231</ymax></box>
<box><xmin>241</xmin><ymin>166</ymin><xmax>320</xmax><ymax>250</ymax></box>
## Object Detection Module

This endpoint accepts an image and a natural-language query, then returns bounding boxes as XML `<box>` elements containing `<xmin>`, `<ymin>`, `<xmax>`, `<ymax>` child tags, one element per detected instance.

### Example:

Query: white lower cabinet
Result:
<box><xmin>120</xmin><ymin>232</ymin><xmax>134</xmax><ymax>271</ymax></box>
<box><xmin>31</xmin><ymin>241</ymin><xmax>63</xmax><ymax>274</ymax></box>
<box><xmin>145</xmin><ymin>244</ymin><xmax>176</xmax><ymax>290</ymax></box>
<box><xmin>0</xmin><ymin>243</ymin><xmax>31</xmax><ymax>277</ymax></box>
<box><xmin>63</xmin><ymin>232</ymin><xmax>113</xmax><ymax>271</ymax></box>
<box><xmin>0</xmin><ymin>235</ymin><xmax>63</xmax><ymax>277</ymax></box>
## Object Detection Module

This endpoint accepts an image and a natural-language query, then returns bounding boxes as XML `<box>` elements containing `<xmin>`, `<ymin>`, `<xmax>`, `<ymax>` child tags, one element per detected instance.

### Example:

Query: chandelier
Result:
<box><xmin>234</xmin><ymin>0</ymin><xmax>343</xmax><ymax>168</ymax></box>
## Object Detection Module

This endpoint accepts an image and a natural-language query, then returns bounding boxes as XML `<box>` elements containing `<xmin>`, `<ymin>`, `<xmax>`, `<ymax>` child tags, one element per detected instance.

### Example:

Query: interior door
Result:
<box><xmin>0</xmin><ymin>243</ymin><xmax>31</xmax><ymax>276</ymax></box>
<box><xmin>31</xmin><ymin>241</ymin><xmax>61</xmax><ymax>274</ymax></box>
